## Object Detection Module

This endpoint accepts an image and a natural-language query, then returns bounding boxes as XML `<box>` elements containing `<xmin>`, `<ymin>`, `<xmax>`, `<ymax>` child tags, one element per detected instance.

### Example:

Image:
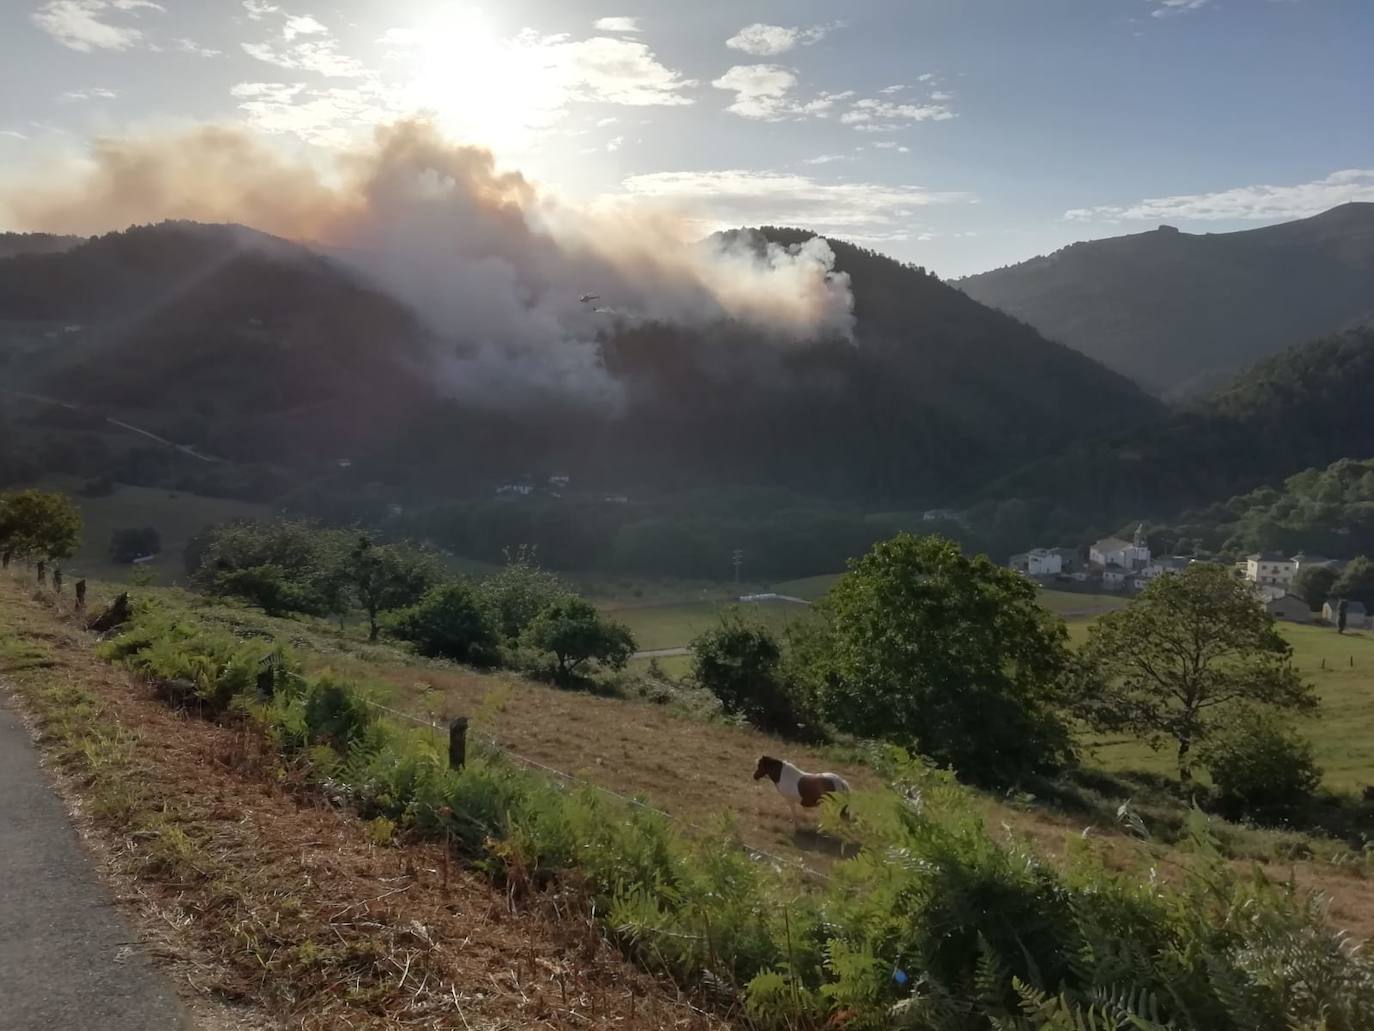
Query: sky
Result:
<box><xmin>1</xmin><ymin>0</ymin><xmax>1372</xmax><ymax>277</ymax></box>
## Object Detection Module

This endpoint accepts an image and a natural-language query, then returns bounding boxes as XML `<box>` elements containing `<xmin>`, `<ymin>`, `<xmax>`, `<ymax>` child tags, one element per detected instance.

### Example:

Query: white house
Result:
<box><xmin>1245</xmin><ymin>552</ymin><xmax>1296</xmax><ymax>587</ymax></box>
<box><xmin>1090</xmin><ymin>531</ymin><xmax>1150</xmax><ymax>571</ymax></box>
<box><xmin>1009</xmin><ymin>548</ymin><xmax>1063</xmax><ymax>577</ymax></box>
<box><xmin>1102</xmin><ymin>568</ymin><xmax>1132</xmax><ymax>590</ymax></box>
<box><xmin>1323</xmin><ymin>599</ymin><xmax>1369</xmax><ymax>629</ymax></box>
<box><xmin>1137</xmin><ymin>555</ymin><xmax>1191</xmax><ymax>582</ymax></box>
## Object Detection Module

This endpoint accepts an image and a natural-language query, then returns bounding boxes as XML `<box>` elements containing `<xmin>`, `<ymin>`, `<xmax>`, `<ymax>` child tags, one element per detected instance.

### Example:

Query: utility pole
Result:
<box><xmin>731</xmin><ymin>548</ymin><xmax>744</xmax><ymax>587</ymax></box>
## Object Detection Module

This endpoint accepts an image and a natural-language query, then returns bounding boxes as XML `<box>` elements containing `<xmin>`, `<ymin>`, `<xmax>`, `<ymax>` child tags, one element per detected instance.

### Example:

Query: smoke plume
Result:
<box><xmin>2</xmin><ymin>120</ymin><xmax>855</xmax><ymax>407</ymax></box>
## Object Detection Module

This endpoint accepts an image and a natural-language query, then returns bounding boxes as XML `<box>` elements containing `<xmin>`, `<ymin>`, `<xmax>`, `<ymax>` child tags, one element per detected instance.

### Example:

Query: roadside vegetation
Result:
<box><xmin>6</xmin><ymin>487</ymin><xmax>1374</xmax><ymax>1028</ymax></box>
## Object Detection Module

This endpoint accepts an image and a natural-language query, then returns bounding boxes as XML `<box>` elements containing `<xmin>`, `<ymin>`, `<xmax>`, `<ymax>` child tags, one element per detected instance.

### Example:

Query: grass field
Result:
<box><xmin>606</xmin><ymin>597</ymin><xmax>813</xmax><ymax>652</ymax></box>
<box><xmin>35</xmin><ymin>475</ymin><xmax>271</xmax><ymax>584</ymax></box>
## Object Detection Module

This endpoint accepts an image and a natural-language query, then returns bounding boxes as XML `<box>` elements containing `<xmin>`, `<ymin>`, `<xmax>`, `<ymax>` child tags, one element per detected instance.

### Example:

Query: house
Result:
<box><xmin>1137</xmin><ymin>555</ymin><xmax>1191</xmax><ymax>582</ymax></box>
<box><xmin>923</xmin><ymin>508</ymin><xmax>963</xmax><ymax>523</ymax></box>
<box><xmin>1265</xmin><ymin>594</ymin><xmax>1312</xmax><ymax>623</ymax></box>
<box><xmin>548</xmin><ymin>473</ymin><xmax>571</xmax><ymax>489</ymax></box>
<box><xmin>1101</xmin><ymin>567</ymin><xmax>1131</xmax><ymax>590</ymax></box>
<box><xmin>1245</xmin><ymin>552</ymin><xmax>1296</xmax><ymax>587</ymax></box>
<box><xmin>1090</xmin><ymin>527</ymin><xmax>1150</xmax><ymax>571</ymax></box>
<box><xmin>1009</xmin><ymin>548</ymin><xmax>1062</xmax><ymax>577</ymax></box>
<box><xmin>1049</xmin><ymin>547</ymin><xmax>1080</xmax><ymax>575</ymax></box>
<box><xmin>496</xmin><ymin>483</ymin><xmax>533</xmax><ymax>497</ymax></box>
<box><xmin>1252</xmin><ymin>583</ymin><xmax>1288</xmax><ymax>604</ymax></box>
<box><xmin>1322</xmin><ymin>599</ymin><xmax>1369</xmax><ymax>629</ymax></box>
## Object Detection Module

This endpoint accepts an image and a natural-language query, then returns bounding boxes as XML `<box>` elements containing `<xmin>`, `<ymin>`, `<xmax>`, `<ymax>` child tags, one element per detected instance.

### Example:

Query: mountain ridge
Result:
<box><xmin>957</xmin><ymin>203</ymin><xmax>1374</xmax><ymax>397</ymax></box>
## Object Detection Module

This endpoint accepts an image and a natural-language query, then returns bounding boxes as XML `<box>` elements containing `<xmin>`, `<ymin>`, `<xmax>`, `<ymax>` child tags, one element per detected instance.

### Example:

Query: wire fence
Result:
<box><xmin>360</xmin><ymin>697</ymin><xmax>836</xmax><ymax>884</ymax></box>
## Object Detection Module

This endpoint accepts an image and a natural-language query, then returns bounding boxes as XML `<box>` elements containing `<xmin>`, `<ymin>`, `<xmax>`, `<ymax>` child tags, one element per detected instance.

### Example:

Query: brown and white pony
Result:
<box><xmin>753</xmin><ymin>755</ymin><xmax>850</xmax><ymax>828</ymax></box>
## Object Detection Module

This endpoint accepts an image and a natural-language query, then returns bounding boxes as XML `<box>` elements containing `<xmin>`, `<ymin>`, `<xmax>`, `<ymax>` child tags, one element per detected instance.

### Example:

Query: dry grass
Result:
<box><xmin>0</xmin><ymin>577</ymin><xmax>731</xmax><ymax>1030</ymax></box>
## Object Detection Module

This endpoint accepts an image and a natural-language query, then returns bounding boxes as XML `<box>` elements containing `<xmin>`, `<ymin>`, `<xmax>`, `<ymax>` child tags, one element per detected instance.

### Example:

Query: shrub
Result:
<box><xmin>191</xmin><ymin>518</ymin><xmax>350</xmax><ymax>617</ymax></box>
<box><xmin>690</xmin><ymin>611</ymin><xmax>819</xmax><ymax>738</ymax></box>
<box><xmin>1200</xmin><ymin>709</ymin><xmax>1323</xmax><ymax>820</ymax></box>
<box><xmin>386</xmin><ymin>582</ymin><xmax>499</xmax><ymax>665</ymax></box>
<box><xmin>520</xmin><ymin>596</ymin><xmax>634</xmax><ymax>685</ymax></box>
<box><xmin>475</xmin><ymin>545</ymin><xmax>573</xmax><ymax>642</ymax></box>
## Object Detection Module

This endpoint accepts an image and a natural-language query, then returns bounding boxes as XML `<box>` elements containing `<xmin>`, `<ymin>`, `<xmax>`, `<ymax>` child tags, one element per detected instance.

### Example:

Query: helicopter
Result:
<box><xmin>578</xmin><ymin>293</ymin><xmax>600</xmax><ymax>303</ymax></box>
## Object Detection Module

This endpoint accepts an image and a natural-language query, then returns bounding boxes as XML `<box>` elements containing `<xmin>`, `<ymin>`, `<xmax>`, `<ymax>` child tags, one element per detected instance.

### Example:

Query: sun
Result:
<box><xmin>399</xmin><ymin>6</ymin><xmax>568</xmax><ymax>154</ymax></box>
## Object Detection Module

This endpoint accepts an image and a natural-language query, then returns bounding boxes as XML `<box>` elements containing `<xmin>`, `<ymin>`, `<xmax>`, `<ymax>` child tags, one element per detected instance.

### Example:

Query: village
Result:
<box><xmin>1010</xmin><ymin>529</ymin><xmax>1369</xmax><ymax>628</ymax></box>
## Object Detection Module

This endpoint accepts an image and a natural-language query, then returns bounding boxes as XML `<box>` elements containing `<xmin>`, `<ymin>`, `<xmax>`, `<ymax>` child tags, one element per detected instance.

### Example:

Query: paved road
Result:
<box><xmin>0</xmin><ymin>694</ymin><xmax>190</xmax><ymax>1031</ymax></box>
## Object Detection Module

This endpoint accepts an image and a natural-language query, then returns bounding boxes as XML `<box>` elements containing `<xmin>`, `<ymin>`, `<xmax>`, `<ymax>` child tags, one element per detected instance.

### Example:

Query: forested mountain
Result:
<box><xmin>0</xmin><ymin>232</ymin><xmax>84</xmax><ymax>260</ymax></box>
<box><xmin>1151</xmin><ymin>457</ymin><xmax>1374</xmax><ymax>560</ymax></box>
<box><xmin>0</xmin><ymin>222</ymin><xmax>431</xmax><ymax>465</ymax></box>
<box><xmin>0</xmin><ymin>220</ymin><xmax>1160</xmax><ymax>509</ymax></box>
<box><xmin>957</xmin><ymin>204</ymin><xmax>1374</xmax><ymax>396</ymax></box>
<box><xmin>976</xmin><ymin>325</ymin><xmax>1374</xmax><ymax>544</ymax></box>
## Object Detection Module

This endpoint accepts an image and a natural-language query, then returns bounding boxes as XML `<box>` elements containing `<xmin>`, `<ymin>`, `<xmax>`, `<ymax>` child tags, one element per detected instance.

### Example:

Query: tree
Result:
<box><xmin>801</xmin><ymin>534</ymin><xmax>1076</xmax><ymax>785</ymax></box>
<box><xmin>346</xmin><ymin>536</ymin><xmax>442</xmax><ymax>641</ymax></box>
<box><xmin>1333</xmin><ymin>556</ymin><xmax>1374</xmax><ymax>608</ymax></box>
<box><xmin>1292</xmin><ymin>564</ymin><xmax>1338</xmax><ymax>612</ymax></box>
<box><xmin>1338</xmin><ymin>599</ymin><xmax>1348</xmax><ymax>634</ymax></box>
<box><xmin>0</xmin><ymin>489</ymin><xmax>82</xmax><ymax>566</ymax></box>
<box><xmin>1078</xmin><ymin>563</ymin><xmax>1316</xmax><ymax>783</ymax></box>
<box><xmin>192</xmin><ymin>518</ymin><xmax>345</xmax><ymax>617</ymax></box>
<box><xmin>387</xmin><ymin>582</ymin><xmax>499</xmax><ymax>665</ymax></box>
<box><xmin>522</xmin><ymin>597</ymin><xmax>635</xmax><ymax>685</ymax></box>
<box><xmin>691</xmin><ymin>611</ymin><xmax>814</xmax><ymax>736</ymax></box>
<box><xmin>108</xmin><ymin>526</ymin><xmax>161</xmax><ymax>564</ymax></box>
<box><xmin>1199</xmin><ymin>708</ymin><xmax>1322</xmax><ymax>820</ymax></box>
<box><xmin>475</xmin><ymin>545</ymin><xmax>572</xmax><ymax>642</ymax></box>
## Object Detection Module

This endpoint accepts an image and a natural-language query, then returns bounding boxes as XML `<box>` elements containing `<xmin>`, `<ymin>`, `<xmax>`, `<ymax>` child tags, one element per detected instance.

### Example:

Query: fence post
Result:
<box><xmin>75</xmin><ymin>579</ymin><xmax>87</xmax><ymax>612</ymax></box>
<box><xmin>448</xmin><ymin>717</ymin><xmax>469</xmax><ymax>770</ymax></box>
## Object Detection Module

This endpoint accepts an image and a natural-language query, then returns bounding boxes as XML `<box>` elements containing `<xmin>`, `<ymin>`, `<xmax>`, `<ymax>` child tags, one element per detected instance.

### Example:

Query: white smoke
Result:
<box><xmin>0</xmin><ymin>120</ymin><xmax>855</xmax><ymax>407</ymax></box>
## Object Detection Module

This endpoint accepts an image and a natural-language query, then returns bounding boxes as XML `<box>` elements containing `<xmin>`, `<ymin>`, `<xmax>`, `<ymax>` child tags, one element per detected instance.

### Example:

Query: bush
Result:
<box><xmin>108</xmin><ymin>525</ymin><xmax>161</xmax><ymax>564</ymax></box>
<box><xmin>520</xmin><ymin>597</ymin><xmax>634</xmax><ymax>685</ymax></box>
<box><xmin>386</xmin><ymin>582</ymin><xmax>499</xmax><ymax>665</ymax></box>
<box><xmin>475</xmin><ymin>545</ymin><xmax>573</xmax><ymax>642</ymax></box>
<box><xmin>1200</xmin><ymin>709</ymin><xmax>1323</xmax><ymax>820</ymax></box>
<box><xmin>191</xmin><ymin>518</ymin><xmax>349</xmax><ymax>617</ymax></box>
<box><xmin>690</xmin><ymin>611</ymin><xmax>819</xmax><ymax>737</ymax></box>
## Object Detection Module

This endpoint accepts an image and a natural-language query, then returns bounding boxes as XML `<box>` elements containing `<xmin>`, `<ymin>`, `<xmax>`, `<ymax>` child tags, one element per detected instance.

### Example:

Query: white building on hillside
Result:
<box><xmin>1245</xmin><ymin>552</ymin><xmax>1296</xmax><ymax>587</ymax></box>
<box><xmin>1090</xmin><ymin>525</ymin><xmax>1151</xmax><ymax>571</ymax></box>
<box><xmin>1009</xmin><ymin>548</ymin><xmax>1063</xmax><ymax>577</ymax></box>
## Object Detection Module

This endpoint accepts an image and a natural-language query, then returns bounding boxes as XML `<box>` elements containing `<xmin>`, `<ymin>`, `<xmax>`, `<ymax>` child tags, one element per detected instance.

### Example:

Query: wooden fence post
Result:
<box><xmin>448</xmin><ymin>717</ymin><xmax>469</xmax><ymax>770</ymax></box>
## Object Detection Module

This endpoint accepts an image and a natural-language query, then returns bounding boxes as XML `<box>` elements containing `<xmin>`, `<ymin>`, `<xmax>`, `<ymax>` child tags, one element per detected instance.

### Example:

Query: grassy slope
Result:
<box><xmin>36</xmin><ymin>476</ymin><xmax>270</xmax><ymax>584</ymax></box>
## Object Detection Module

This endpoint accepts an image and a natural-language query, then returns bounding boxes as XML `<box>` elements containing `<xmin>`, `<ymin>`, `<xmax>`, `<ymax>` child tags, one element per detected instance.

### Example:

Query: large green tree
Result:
<box><xmin>1292</xmin><ymin>564</ymin><xmax>1339</xmax><ymax>611</ymax></box>
<box><xmin>475</xmin><ymin>545</ymin><xmax>573</xmax><ymax>642</ymax></box>
<box><xmin>1332</xmin><ymin>556</ymin><xmax>1374</xmax><ymax>607</ymax></box>
<box><xmin>691</xmin><ymin>612</ymin><xmax>813</xmax><ymax>736</ymax></box>
<box><xmin>522</xmin><ymin>597</ymin><xmax>635</xmax><ymax>686</ymax></box>
<box><xmin>802</xmin><ymin>533</ymin><xmax>1075</xmax><ymax>785</ymax></box>
<box><xmin>1078</xmin><ymin>563</ymin><xmax>1315</xmax><ymax>782</ymax></box>
<box><xmin>192</xmin><ymin>518</ymin><xmax>346</xmax><ymax>617</ymax></box>
<box><xmin>346</xmin><ymin>536</ymin><xmax>442</xmax><ymax>641</ymax></box>
<box><xmin>387</xmin><ymin>582</ymin><xmax>499</xmax><ymax>665</ymax></box>
<box><xmin>0</xmin><ymin>489</ymin><xmax>82</xmax><ymax>566</ymax></box>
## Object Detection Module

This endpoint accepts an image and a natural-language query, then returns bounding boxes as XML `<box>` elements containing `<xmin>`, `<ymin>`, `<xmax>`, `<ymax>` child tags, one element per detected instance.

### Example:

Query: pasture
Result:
<box><xmin>35</xmin><ymin>475</ymin><xmax>270</xmax><ymax>584</ymax></box>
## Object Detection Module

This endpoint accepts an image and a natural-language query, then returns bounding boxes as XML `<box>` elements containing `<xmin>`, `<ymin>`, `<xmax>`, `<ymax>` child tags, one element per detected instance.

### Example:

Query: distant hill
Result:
<box><xmin>0</xmin><ymin>220</ymin><xmax>1160</xmax><ymax>508</ymax></box>
<box><xmin>976</xmin><ymin>324</ymin><xmax>1374</xmax><ymax>541</ymax></box>
<box><xmin>0</xmin><ymin>232</ymin><xmax>84</xmax><ymax>260</ymax></box>
<box><xmin>957</xmin><ymin>204</ymin><xmax>1374</xmax><ymax>396</ymax></box>
<box><xmin>0</xmin><ymin>221</ymin><xmax>430</xmax><ymax>466</ymax></box>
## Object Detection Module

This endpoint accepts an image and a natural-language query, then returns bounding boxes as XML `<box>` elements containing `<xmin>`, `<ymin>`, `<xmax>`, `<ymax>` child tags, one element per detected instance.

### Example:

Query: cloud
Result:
<box><xmin>1064</xmin><ymin>169</ymin><xmax>1374</xmax><ymax>222</ymax></box>
<box><xmin>595</xmin><ymin>116</ymin><xmax>619</xmax><ymax>127</ymax></box>
<box><xmin>31</xmin><ymin>0</ymin><xmax>163</xmax><ymax>52</ymax></box>
<box><xmin>593</xmin><ymin>16</ymin><xmax>639</xmax><ymax>32</ymax></box>
<box><xmin>878</xmin><ymin>84</ymin><xmax>905</xmax><ymax>95</ymax></box>
<box><xmin>1</xmin><ymin>130</ymin><xmax>30</xmax><ymax>140</ymax></box>
<box><xmin>1151</xmin><ymin>0</ymin><xmax>1208</xmax><ymax>16</ymax></box>
<box><xmin>871</xmin><ymin>141</ymin><xmax>910</xmax><ymax>153</ymax></box>
<box><xmin>725</xmin><ymin>22</ymin><xmax>838</xmax><ymax>56</ymax></box>
<box><xmin>803</xmin><ymin>154</ymin><xmax>851</xmax><ymax>165</ymax></box>
<box><xmin>540</xmin><ymin>33</ymin><xmax>696</xmax><ymax>106</ymax></box>
<box><xmin>58</xmin><ymin>87</ymin><xmax>118</xmax><ymax>102</ymax></box>
<box><xmin>242</xmin><ymin>0</ymin><xmax>278</xmax><ymax>19</ymax></box>
<box><xmin>241</xmin><ymin>8</ymin><xmax>368</xmax><ymax>77</ymax></box>
<box><xmin>917</xmin><ymin>72</ymin><xmax>935</xmax><ymax>83</ymax></box>
<box><xmin>174</xmin><ymin>37</ymin><xmax>222</xmax><ymax>57</ymax></box>
<box><xmin>616</xmin><ymin>168</ymin><xmax>973</xmax><ymax>240</ymax></box>
<box><xmin>839</xmin><ymin>96</ymin><xmax>956</xmax><ymax>131</ymax></box>
<box><xmin>712</xmin><ymin>65</ymin><xmax>851</xmax><ymax>121</ymax></box>
<box><xmin>232</xmin><ymin>80</ymin><xmax>397</xmax><ymax>147</ymax></box>
<box><xmin>605</xmin><ymin>134</ymin><xmax>624</xmax><ymax>152</ymax></box>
